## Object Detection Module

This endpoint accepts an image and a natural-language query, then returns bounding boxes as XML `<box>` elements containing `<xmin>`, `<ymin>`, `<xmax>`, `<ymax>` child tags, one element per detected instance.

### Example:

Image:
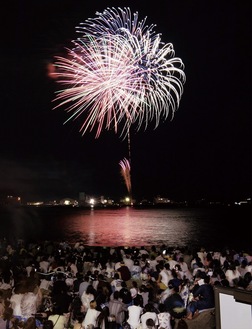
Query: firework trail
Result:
<box><xmin>119</xmin><ymin>158</ymin><xmax>131</xmax><ymax>196</ymax></box>
<box><xmin>53</xmin><ymin>7</ymin><xmax>186</xmax><ymax>139</ymax></box>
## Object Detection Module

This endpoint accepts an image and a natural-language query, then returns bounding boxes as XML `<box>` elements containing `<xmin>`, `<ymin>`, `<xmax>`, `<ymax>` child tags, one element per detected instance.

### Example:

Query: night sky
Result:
<box><xmin>0</xmin><ymin>0</ymin><xmax>251</xmax><ymax>203</ymax></box>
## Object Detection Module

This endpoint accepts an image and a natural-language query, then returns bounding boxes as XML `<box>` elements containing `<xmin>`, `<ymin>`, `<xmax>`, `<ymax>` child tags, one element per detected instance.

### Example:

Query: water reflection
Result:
<box><xmin>58</xmin><ymin>207</ymin><xmax>199</xmax><ymax>247</ymax></box>
<box><xmin>1</xmin><ymin>205</ymin><xmax>250</xmax><ymax>250</ymax></box>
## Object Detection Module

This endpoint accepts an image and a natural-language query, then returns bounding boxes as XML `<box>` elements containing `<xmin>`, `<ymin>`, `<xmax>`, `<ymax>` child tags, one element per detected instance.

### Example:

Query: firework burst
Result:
<box><xmin>53</xmin><ymin>7</ymin><xmax>186</xmax><ymax>139</ymax></box>
<box><xmin>119</xmin><ymin>158</ymin><xmax>131</xmax><ymax>195</ymax></box>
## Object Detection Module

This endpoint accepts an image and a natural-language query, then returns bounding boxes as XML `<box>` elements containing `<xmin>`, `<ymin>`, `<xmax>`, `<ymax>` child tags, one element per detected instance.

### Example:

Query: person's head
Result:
<box><xmin>146</xmin><ymin>318</ymin><xmax>155</xmax><ymax>329</ymax></box>
<box><xmin>241</xmin><ymin>259</ymin><xmax>248</xmax><ymax>267</ymax></box>
<box><xmin>113</xmin><ymin>272</ymin><xmax>120</xmax><ymax>280</ymax></box>
<box><xmin>132</xmin><ymin>280</ymin><xmax>138</xmax><ymax>288</ymax></box>
<box><xmin>52</xmin><ymin>305</ymin><xmax>63</xmax><ymax>315</ymax></box>
<box><xmin>98</xmin><ymin>273</ymin><xmax>104</xmax><ymax>281</ymax></box>
<box><xmin>164</xmin><ymin>263</ymin><xmax>170</xmax><ymax>270</ymax></box>
<box><xmin>244</xmin><ymin>272</ymin><xmax>252</xmax><ymax>284</ymax></box>
<box><xmin>168</xmin><ymin>279</ymin><xmax>181</xmax><ymax>292</ymax></box>
<box><xmin>43</xmin><ymin>320</ymin><xmax>54</xmax><ymax>329</ymax></box>
<box><xmin>221</xmin><ymin>279</ymin><xmax>230</xmax><ymax>287</ymax></box>
<box><xmin>90</xmin><ymin>300</ymin><xmax>97</xmax><ymax>309</ymax></box>
<box><xmin>86</xmin><ymin>284</ymin><xmax>94</xmax><ymax>294</ymax></box>
<box><xmin>24</xmin><ymin>317</ymin><xmax>36</xmax><ymax>329</ymax></box>
<box><xmin>158</xmin><ymin>303</ymin><xmax>166</xmax><ymax>313</ymax></box>
<box><xmin>75</xmin><ymin>313</ymin><xmax>85</xmax><ymax>323</ymax></box>
<box><xmin>177</xmin><ymin>318</ymin><xmax>189</xmax><ymax>329</ymax></box>
<box><xmin>171</xmin><ymin>268</ymin><xmax>178</xmax><ymax>278</ymax></box>
<box><xmin>113</xmin><ymin>291</ymin><xmax>119</xmax><ymax>300</ymax></box>
<box><xmin>175</xmin><ymin>264</ymin><xmax>182</xmax><ymax>272</ymax></box>
<box><xmin>158</xmin><ymin>261</ymin><xmax>164</xmax><ymax>270</ymax></box>
<box><xmin>203</xmin><ymin>275</ymin><xmax>210</xmax><ymax>284</ymax></box>
<box><xmin>11</xmin><ymin>317</ymin><xmax>21</xmax><ymax>329</ymax></box>
<box><xmin>121</xmin><ymin>281</ymin><xmax>127</xmax><ymax>288</ymax></box>
<box><xmin>139</xmin><ymin>285</ymin><xmax>147</xmax><ymax>292</ymax></box>
<box><xmin>2</xmin><ymin>307</ymin><xmax>13</xmax><ymax>321</ymax></box>
<box><xmin>133</xmin><ymin>297</ymin><xmax>141</xmax><ymax>306</ymax></box>
<box><xmin>144</xmin><ymin>303</ymin><xmax>153</xmax><ymax>312</ymax></box>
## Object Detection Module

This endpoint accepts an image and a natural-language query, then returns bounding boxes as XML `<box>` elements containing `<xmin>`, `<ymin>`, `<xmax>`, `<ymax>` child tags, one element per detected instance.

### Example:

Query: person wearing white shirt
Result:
<box><xmin>82</xmin><ymin>301</ymin><xmax>100</xmax><ymax>329</ymax></box>
<box><xmin>127</xmin><ymin>299</ymin><xmax>143</xmax><ymax>329</ymax></box>
<box><xmin>123</xmin><ymin>254</ymin><xmax>134</xmax><ymax>272</ymax></box>
<box><xmin>140</xmin><ymin>303</ymin><xmax>158</xmax><ymax>329</ymax></box>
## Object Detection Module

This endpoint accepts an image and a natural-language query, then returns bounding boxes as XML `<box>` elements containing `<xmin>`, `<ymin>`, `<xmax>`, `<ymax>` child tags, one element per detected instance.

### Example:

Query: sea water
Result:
<box><xmin>0</xmin><ymin>205</ymin><xmax>251</xmax><ymax>251</ymax></box>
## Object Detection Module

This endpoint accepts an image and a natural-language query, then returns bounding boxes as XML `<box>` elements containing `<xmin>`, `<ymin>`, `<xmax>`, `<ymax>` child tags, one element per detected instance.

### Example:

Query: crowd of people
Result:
<box><xmin>0</xmin><ymin>239</ymin><xmax>251</xmax><ymax>329</ymax></box>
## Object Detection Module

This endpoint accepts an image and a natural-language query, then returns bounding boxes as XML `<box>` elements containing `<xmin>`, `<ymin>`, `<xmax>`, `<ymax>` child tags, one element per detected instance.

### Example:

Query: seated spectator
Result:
<box><xmin>140</xmin><ymin>303</ymin><xmax>158</xmax><ymax>329</ymax></box>
<box><xmin>163</xmin><ymin>282</ymin><xmax>186</xmax><ymax>319</ymax></box>
<box><xmin>23</xmin><ymin>317</ymin><xmax>37</xmax><ymax>329</ymax></box>
<box><xmin>176</xmin><ymin>318</ymin><xmax>189</xmax><ymax>329</ymax></box>
<box><xmin>224</xmin><ymin>262</ymin><xmax>241</xmax><ymax>287</ymax></box>
<box><xmin>82</xmin><ymin>301</ymin><xmax>100</xmax><ymax>329</ymax></box>
<box><xmin>81</xmin><ymin>285</ymin><xmax>95</xmax><ymax>313</ymax></box>
<box><xmin>108</xmin><ymin>291</ymin><xmax>127</xmax><ymax>327</ymax></box>
<box><xmin>157</xmin><ymin>303</ymin><xmax>172</xmax><ymax>329</ymax></box>
<box><xmin>139</xmin><ymin>285</ymin><xmax>149</xmax><ymax>307</ymax></box>
<box><xmin>48</xmin><ymin>306</ymin><xmax>69</xmax><ymax>329</ymax></box>
<box><xmin>119</xmin><ymin>282</ymin><xmax>132</xmax><ymax>307</ymax></box>
<box><xmin>186</xmin><ymin>273</ymin><xmax>215</xmax><ymax>319</ymax></box>
<box><xmin>131</xmin><ymin>260</ymin><xmax>142</xmax><ymax>280</ymax></box>
<box><xmin>110</xmin><ymin>273</ymin><xmax>123</xmax><ymax>293</ymax></box>
<box><xmin>117</xmin><ymin>262</ymin><xmax>131</xmax><ymax>282</ymax></box>
<box><xmin>0</xmin><ymin>305</ymin><xmax>14</xmax><ymax>329</ymax></box>
<box><xmin>127</xmin><ymin>298</ymin><xmax>143</xmax><ymax>329</ymax></box>
<box><xmin>43</xmin><ymin>320</ymin><xmax>54</xmax><ymax>329</ymax></box>
<box><xmin>146</xmin><ymin>318</ymin><xmax>156</xmax><ymax>329</ymax></box>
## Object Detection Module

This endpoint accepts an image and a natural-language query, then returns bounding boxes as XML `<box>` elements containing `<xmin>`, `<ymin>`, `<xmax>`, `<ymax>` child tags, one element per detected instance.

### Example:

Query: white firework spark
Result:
<box><xmin>53</xmin><ymin>7</ymin><xmax>186</xmax><ymax>139</ymax></box>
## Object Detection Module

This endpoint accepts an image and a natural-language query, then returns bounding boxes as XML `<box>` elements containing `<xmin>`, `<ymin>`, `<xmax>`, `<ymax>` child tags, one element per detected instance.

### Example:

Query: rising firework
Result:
<box><xmin>119</xmin><ymin>158</ymin><xmax>131</xmax><ymax>196</ymax></box>
<box><xmin>53</xmin><ymin>7</ymin><xmax>186</xmax><ymax>139</ymax></box>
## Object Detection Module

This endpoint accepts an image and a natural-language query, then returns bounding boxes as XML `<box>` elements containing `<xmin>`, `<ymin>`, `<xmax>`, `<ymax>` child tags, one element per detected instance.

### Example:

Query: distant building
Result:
<box><xmin>59</xmin><ymin>198</ymin><xmax>78</xmax><ymax>206</ymax></box>
<box><xmin>154</xmin><ymin>196</ymin><xmax>172</xmax><ymax>204</ymax></box>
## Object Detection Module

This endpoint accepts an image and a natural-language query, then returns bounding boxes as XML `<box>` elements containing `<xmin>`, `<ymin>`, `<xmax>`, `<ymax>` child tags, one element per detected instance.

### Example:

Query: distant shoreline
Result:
<box><xmin>1</xmin><ymin>202</ymin><xmax>251</xmax><ymax>210</ymax></box>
